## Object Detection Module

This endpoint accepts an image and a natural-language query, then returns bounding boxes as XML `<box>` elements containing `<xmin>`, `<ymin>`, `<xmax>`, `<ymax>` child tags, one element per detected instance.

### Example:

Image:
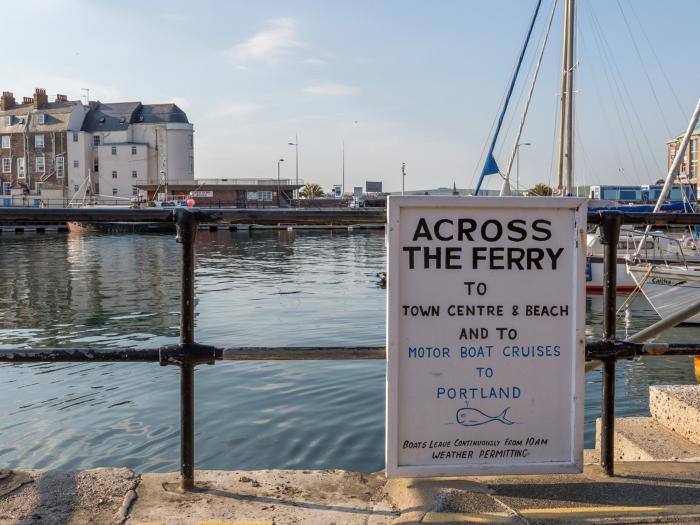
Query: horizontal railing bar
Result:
<box><xmin>219</xmin><ymin>346</ymin><xmax>387</xmax><ymax>360</ymax></box>
<box><xmin>0</xmin><ymin>208</ymin><xmax>386</xmax><ymax>225</ymax></box>
<box><xmin>2</xmin><ymin>342</ymin><xmax>699</xmax><ymax>364</ymax></box>
<box><xmin>3</xmin><ymin>208</ymin><xmax>700</xmax><ymax>227</ymax></box>
<box><xmin>586</xmin><ymin>341</ymin><xmax>700</xmax><ymax>360</ymax></box>
<box><xmin>587</xmin><ymin>212</ymin><xmax>700</xmax><ymax>226</ymax></box>
<box><xmin>0</xmin><ymin>348</ymin><xmax>161</xmax><ymax>362</ymax></box>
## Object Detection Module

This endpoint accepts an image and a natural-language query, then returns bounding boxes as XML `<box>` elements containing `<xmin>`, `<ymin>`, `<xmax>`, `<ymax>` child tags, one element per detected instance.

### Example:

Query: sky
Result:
<box><xmin>2</xmin><ymin>0</ymin><xmax>700</xmax><ymax>193</ymax></box>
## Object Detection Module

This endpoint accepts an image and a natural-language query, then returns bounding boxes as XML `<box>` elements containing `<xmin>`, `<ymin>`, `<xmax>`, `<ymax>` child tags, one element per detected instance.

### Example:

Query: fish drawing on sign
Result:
<box><xmin>456</xmin><ymin>406</ymin><xmax>515</xmax><ymax>427</ymax></box>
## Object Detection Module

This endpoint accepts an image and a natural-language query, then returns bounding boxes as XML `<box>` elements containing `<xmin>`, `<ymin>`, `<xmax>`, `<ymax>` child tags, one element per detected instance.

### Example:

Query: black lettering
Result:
<box><xmin>532</xmin><ymin>219</ymin><xmax>552</xmax><ymax>241</ymax></box>
<box><xmin>481</xmin><ymin>219</ymin><xmax>503</xmax><ymax>242</ymax></box>
<box><xmin>507</xmin><ymin>247</ymin><xmax>525</xmax><ymax>270</ymax></box>
<box><xmin>527</xmin><ymin>248</ymin><xmax>545</xmax><ymax>269</ymax></box>
<box><xmin>412</xmin><ymin>218</ymin><xmax>432</xmax><ymax>241</ymax></box>
<box><xmin>547</xmin><ymin>247</ymin><xmax>564</xmax><ymax>269</ymax></box>
<box><xmin>472</xmin><ymin>247</ymin><xmax>487</xmax><ymax>269</ymax></box>
<box><xmin>434</xmin><ymin>219</ymin><xmax>454</xmax><ymax>241</ymax></box>
<box><xmin>424</xmin><ymin>247</ymin><xmax>441</xmax><ymax>268</ymax></box>
<box><xmin>445</xmin><ymin>247</ymin><xmax>462</xmax><ymax>269</ymax></box>
<box><xmin>458</xmin><ymin>218</ymin><xmax>477</xmax><ymax>241</ymax></box>
<box><xmin>507</xmin><ymin>219</ymin><xmax>527</xmax><ymax>241</ymax></box>
<box><xmin>403</xmin><ymin>246</ymin><xmax>420</xmax><ymax>269</ymax></box>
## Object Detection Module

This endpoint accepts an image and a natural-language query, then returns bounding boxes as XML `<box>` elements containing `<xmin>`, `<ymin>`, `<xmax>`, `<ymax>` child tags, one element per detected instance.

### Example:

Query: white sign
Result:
<box><xmin>386</xmin><ymin>196</ymin><xmax>586</xmax><ymax>478</ymax></box>
<box><xmin>191</xmin><ymin>191</ymin><xmax>214</xmax><ymax>198</ymax></box>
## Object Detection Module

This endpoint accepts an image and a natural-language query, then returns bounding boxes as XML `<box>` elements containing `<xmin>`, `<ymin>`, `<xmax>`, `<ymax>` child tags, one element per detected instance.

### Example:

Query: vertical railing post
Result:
<box><xmin>175</xmin><ymin>208</ymin><xmax>199</xmax><ymax>491</ymax></box>
<box><xmin>599</xmin><ymin>211</ymin><xmax>621</xmax><ymax>476</ymax></box>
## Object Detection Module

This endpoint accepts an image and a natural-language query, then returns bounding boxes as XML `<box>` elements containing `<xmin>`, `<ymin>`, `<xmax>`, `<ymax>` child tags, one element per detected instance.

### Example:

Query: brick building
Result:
<box><xmin>0</xmin><ymin>89</ymin><xmax>87</xmax><ymax>203</ymax></box>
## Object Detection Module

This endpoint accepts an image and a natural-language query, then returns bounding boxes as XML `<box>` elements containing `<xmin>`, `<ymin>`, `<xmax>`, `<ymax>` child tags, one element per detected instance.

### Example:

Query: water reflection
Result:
<box><xmin>0</xmin><ymin>230</ymin><xmax>696</xmax><ymax>472</ymax></box>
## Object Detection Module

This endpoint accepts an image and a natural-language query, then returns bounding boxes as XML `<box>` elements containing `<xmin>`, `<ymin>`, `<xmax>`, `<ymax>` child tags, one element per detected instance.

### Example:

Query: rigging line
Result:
<box><xmin>503</xmin><ymin>0</ymin><xmax>560</xmax><ymax>190</ymax></box>
<box><xmin>468</xmin><ymin>26</ymin><xmax>530</xmax><ymax>191</ymax></box>
<box><xmin>584</xmin><ymin>4</ymin><xmax>644</xmax><ymax>184</ymax></box>
<box><xmin>588</xmin><ymin>5</ymin><xmax>655</xmax><ymax>180</ymax></box>
<box><xmin>474</xmin><ymin>0</ymin><xmax>543</xmax><ymax>194</ymax></box>
<box><xmin>624</xmin><ymin>0</ymin><xmax>685</xmax><ymax>121</ymax></box>
<box><xmin>591</xmin><ymin>5</ymin><xmax>665</xmax><ymax>177</ymax></box>
<box><xmin>577</xmin><ymin>23</ymin><xmax>628</xmax><ymax>182</ymax></box>
<box><xmin>546</xmin><ymin>93</ymin><xmax>560</xmax><ymax>190</ymax></box>
<box><xmin>615</xmin><ymin>0</ymin><xmax>672</xmax><ymax>138</ymax></box>
<box><xmin>496</xmin><ymin>3</ymin><xmax>551</xmax><ymax>163</ymax></box>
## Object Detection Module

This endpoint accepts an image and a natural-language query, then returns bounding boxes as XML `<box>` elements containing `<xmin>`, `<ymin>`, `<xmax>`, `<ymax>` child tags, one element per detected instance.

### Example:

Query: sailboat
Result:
<box><xmin>626</xmin><ymin>100</ymin><xmax>700</xmax><ymax>323</ymax></box>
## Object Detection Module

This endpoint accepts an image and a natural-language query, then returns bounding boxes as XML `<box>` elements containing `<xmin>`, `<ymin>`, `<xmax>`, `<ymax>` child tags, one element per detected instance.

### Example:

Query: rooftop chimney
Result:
<box><xmin>33</xmin><ymin>88</ymin><xmax>48</xmax><ymax>109</ymax></box>
<box><xmin>0</xmin><ymin>91</ymin><xmax>15</xmax><ymax>110</ymax></box>
<box><xmin>23</xmin><ymin>97</ymin><xmax>34</xmax><ymax>105</ymax></box>
<box><xmin>55</xmin><ymin>94</ymin><xmax>68</xmax><ymax>103</ymax></box>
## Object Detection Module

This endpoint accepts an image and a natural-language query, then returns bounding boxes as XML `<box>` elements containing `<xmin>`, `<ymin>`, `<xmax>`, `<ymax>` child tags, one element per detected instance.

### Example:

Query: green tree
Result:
<box><xmin>299</xmin><ymin>183</ymin><xmax>324</xmax><ymax>199</ymax></box>
<box><xmin>528</xmin><ymin>183</ymin><xmax>553</xmax><ymax>196</ymax></box>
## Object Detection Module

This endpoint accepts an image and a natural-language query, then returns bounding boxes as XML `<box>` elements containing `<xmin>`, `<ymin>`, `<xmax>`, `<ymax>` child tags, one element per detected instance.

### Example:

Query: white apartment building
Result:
<box><xmin>67</xmin><ymin>101</ymin><xmax>194</xmax><ymax>203</ymax></box>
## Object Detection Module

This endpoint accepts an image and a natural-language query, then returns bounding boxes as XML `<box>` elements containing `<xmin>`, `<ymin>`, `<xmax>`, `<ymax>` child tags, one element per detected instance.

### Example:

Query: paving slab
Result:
<box><xmin>650</xmin><ymin>385</ymin><xmax>700</xmax><ymax>445</ymax></box>
<box><xmin>594</xmin><ymin>416</ymin><xmax>700</xmax><ymax>461</ymax></box>
<box><xmin>0</xmin><ymin>467</ymin><xmax>138</xmax><ymax>525</ymax></box>
<box><xmin>391</xmin><ymin>462</ymin><xmax>700</xmax><ymax>524</ymax></box>
<box><xmin>127</xmin><ymin>469</ymin><xmax>397</xmax><ymax>525</ymax></box>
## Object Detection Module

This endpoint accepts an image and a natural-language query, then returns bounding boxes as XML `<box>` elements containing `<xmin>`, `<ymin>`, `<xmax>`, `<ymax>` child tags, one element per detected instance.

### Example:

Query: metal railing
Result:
<box><xmin>0</xmin><ymin>208</ymin><xmax>698</xmax><ymax>488</ymax></box>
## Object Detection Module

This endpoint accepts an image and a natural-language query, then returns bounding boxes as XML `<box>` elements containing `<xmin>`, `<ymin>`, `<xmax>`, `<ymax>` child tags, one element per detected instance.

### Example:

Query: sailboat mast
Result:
<box><xmin>556</xmin><ymin>0</ymin><xmax>574</xmax><ymax>195</ymax></box>
<box><xmin>556</xmin><ymin>0</ymin><xmax>569</xmax><ymax>195</ymax></box>
<box><xmin>565</xmin><ymin>0</ymin><xmax>575</xmax><ymax>194</ymax></box>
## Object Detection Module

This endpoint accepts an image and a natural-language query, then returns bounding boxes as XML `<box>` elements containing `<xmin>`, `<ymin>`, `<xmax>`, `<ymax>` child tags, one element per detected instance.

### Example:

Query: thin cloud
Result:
<box><xmin>303</xmin><ymin>83</ymin><xmax>357</xmax><ymax>96</ymax></box>
<box><xmin>302</xmin><ymin>58</ymin><xmax>326</xmax><ymax>65</ymax></box>
<box><xmin>207</xmin><ymin>103</ymin><xmax>263</xmax><ymax>118</ymax></box>
<box><xmin>225</xmin><ymin>18</ymin><xmax>302</xmax><ymax>64</ymax></box>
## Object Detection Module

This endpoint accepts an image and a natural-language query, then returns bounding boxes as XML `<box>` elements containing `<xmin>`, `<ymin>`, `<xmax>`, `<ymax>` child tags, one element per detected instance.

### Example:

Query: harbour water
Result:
<box><xmin>0</xmin><ymin>230</ymin><xmax>697</xmax><ymax>472</ymax></box>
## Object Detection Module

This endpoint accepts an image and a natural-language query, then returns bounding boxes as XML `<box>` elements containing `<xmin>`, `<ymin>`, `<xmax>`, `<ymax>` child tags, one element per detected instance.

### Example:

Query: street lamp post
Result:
<box><xmin>401</xmin><ymin>162</ymin><xmax>406</xmax><ymax>196</ymax></box>
<box><xmin>515</xmin><ymin>142</ymin><xmax>531</xmax><ymax>195</ymax></box>
<box><xmin>277</xmin><ymin>158</ymin><xmax>284</xmax><ymax>207</ymax></box>
<box><xmin>288</xmin><ymin>135</ymin><xmax>298</xmax><ymax>201</ymax></box>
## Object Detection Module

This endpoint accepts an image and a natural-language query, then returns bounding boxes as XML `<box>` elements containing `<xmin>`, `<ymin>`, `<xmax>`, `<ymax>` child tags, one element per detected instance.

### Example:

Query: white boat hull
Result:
<box><xmin>627</xmin><ymin>264</ymin><xmax>700</xmax><ymax>324</ymax></box>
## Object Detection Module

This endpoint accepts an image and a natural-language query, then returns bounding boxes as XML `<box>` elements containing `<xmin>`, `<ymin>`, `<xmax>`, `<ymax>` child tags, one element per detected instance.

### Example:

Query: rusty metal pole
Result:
<box><xmin>176</xmin><ymin>208</ymin><xmax>198</xmax><ymax>491</ymax></box>
<box><xmin>599</xmin><ymin>211</ymin><xmax>621</xmax><ymax>476</ymax></box>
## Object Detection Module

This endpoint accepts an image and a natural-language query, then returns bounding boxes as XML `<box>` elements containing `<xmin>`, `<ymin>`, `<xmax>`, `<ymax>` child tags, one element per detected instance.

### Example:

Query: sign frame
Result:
<box><xmin>385</xmin><ymin>196</ymin><xmax>586</xmax><ymax>478</ymax></box>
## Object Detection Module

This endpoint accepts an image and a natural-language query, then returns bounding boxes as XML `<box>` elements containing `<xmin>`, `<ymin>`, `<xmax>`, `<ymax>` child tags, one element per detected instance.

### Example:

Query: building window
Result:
<box><xmin>1</xmin><ymin>136</ymin><xmax>9</xmax><ymax>149</ymax></box>
<box><xmin>35</xmin><ymin>134</ymin><xmax>44</xmax><ymax>148</ymax></box>
<box><xmin>247</xmin><ymin>191</ymin><xmax>258</xmax><ymax>200</ymax></box>
<box><xmin>132</xmin><ymin>187</ymin><xmax>138</xmax><ymax>196</ymax></box>
<box><xmin>112</xmin><ymin>188</ymin><xmax>118</xmax><ymax>196</ymax></box>
<box><xmin>188</xmin><ymin>155</ymin><xmax>194</xmax><ymax>173</ymax></box>
<box><xmin>691</xmin><ymin>140</ymin><xmax>698</xmax><ymax>180</ymax></box>
<box><xmin>3</xmin><ymin>116</ymin><xmax>10</xmax><ymax>127</ymax></box>
<box><xmin>72</xmin><ymin>132</ymin><xmax>78</xmax><ymax>142</ymax></box>
<box><xmin>260</xmin><ymin>191</ymin><xmax>272</xmax><ymax>201</ymax></box>
<box><xmin>94</xmin><ymin>183</ymin><xmax>99</xmax><ymax>194</ymax></box>
<box><xmin>55</xmin><ymin>156</ymin><xmax>65</xmax><ymax>178</ymax></box>
<box><xmin>73</xmin><ymin>160</ymin><xmax>79</xmax><ymax>168</ymax></box>
<box><xmin>36</xmin><ymin>114</ymin><xmax>45</xmax><ymax>125</ymax></box>
<box><xmin>36</xmin><ymin>156</ymin><xmax>45</xmax><ymax>173</ymax></box>
<box><xmin>93</xmin><ymin>158</ymin><xmax>99</xmax><ymax>172</ymax></box>
<box><xmin>93</xmin><ymin>135</ymin><xmax>101</xmax><ymax>146</ymax></box>
<box><xmin>112</xmin><ymin>170</ymin><xmax>117</xmax><ymax>179</ymax></box>
<box><xmin>131</xmin><ymin>146</ymin><xmax>137</xmax><ymax>155</ymax></box>
<box><xmin>74</xmin><ymin>184</ymin><xmax>79</xmax><ymax>192</ymax></box>
<box><xmin>132</xmin><ymin>170</ymin><xmax>137</xmax><ymax>178</ymax></box>
<box><xmin>17</xmin><ymin>158</ymin><xmax>25</xmax><ymax>178</ymax></box>
<box><xmin>189</xmin><ymin>135</ymin><xmax>193</xmax><ymax>147</ymax></box>
<box><xmin>2</xmin><ymin>158</ymin><xmax>10</xmax><ymax>173</ymax></box>
<box><xmin>111</xmin><ymin>146</ymin><xmax>117</xmax><ymax>155</ymax></box>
